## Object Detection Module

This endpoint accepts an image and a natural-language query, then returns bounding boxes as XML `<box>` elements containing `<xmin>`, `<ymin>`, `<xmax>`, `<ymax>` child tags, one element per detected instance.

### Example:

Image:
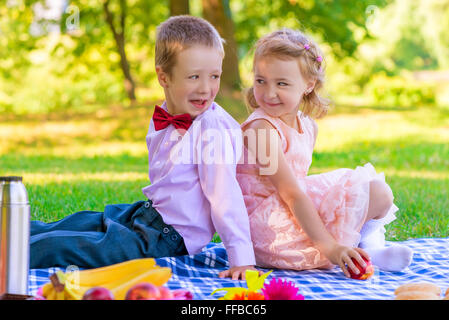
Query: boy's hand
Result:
<box><xmin>218</xmin><ymin>265</ymin><xmax>263</xmax><ymax>280</ymax></box>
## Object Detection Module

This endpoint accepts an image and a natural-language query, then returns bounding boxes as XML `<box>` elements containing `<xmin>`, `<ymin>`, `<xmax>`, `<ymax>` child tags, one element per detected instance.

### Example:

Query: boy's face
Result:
<box><xmin>156</xmin><ymin>45</ymin><xmax>223</xmax><ymax>119</ymax></box>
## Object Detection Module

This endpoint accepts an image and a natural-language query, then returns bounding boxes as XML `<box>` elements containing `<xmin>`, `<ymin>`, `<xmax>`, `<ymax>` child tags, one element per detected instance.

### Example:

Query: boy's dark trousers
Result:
<box><xmin>30</xmin><ymin>200</ymin><xmax>188</xmax><ymax>269</ymax></box>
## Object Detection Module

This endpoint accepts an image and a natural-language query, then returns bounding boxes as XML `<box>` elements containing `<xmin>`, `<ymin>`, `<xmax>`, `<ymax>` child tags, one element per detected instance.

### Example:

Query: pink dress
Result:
<box><xmin>236</xmin><ymin>108</ymin><xmax>396</xmax><ymax>270</ymax></box>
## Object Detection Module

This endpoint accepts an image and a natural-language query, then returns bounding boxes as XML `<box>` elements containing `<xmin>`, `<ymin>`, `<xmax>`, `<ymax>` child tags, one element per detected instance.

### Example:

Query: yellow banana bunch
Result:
<box><xmin>41</xmin><ymin>258</ymin><xmax>172</xmax><ymax>300</ymax></box>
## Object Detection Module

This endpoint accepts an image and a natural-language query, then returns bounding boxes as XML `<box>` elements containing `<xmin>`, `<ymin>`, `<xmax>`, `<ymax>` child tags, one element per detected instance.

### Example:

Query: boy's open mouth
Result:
<box><xmin>190</xmin><ymin>99</ymin><xmax>208</xmax><ymax>109</ymax></box>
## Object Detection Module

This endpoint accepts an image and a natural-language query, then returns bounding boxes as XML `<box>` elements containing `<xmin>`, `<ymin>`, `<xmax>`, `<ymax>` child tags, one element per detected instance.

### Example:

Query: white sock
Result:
<box><xmin>363</xmin><ymin>245</ymin><xmax>413</xmax><ymax>272</ymax></box>
<box><xmin>359</xmin><ymin>220</ymin><xmax>386</xmax><ymax>249</ymax></box>
<box><xmin>359</xmin><ymin>204</ymin><xmax>413</xmax><ymax>271</ymax></box>
<box><xmin>358</xmin><ymin>204</ymin><xmax>396</xmax><ymax>248</ymax></box>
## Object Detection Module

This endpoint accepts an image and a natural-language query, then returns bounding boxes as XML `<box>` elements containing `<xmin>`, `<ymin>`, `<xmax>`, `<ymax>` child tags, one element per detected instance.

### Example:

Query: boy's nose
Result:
<box><xmin>198</xmin><ymin>80</ymin><xmax>210</xmax><ymax>93</ymax></box>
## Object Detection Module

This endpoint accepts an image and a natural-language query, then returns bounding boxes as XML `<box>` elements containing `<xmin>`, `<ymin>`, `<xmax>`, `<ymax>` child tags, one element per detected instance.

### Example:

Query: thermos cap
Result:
<box><xmin>0</xmin><ymin>176</ymin><xmax>23</xmax><ymax>182</ymax></box>
<box><xmin>0</xmin><ymin>176</ymin><xmax>29</xmax><ymax>205</ymax></box>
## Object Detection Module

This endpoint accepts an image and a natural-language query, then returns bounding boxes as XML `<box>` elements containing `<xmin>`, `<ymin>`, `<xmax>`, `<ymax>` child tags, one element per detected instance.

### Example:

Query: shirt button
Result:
<box><xmin>144</xmin><ymin>201</ymin><xmax>150</xmax><ymax>208</ymax></box>
<box><xmin>164</xmin><ymin>142</ymin><xmax>169</xmax><ymax>147</ymax></box>
<box><xmin>163</xmin><ymin>227</ymin><xmax>170</xmax><ymax>234</ymax></box>
<box><xmin>171</xmin><ymin>234</ymin><xmax>178</xmax><ymax>241</ymax></box>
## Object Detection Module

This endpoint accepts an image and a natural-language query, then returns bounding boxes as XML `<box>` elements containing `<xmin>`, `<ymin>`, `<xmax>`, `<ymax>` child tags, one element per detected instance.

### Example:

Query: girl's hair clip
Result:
<box><xmin>316</xmin><ymin>56</ymin><xmax>323</xmax><ymax>62</ymax></box>
<box><xmin>304</xmin><ymin>43</ymin><xmax>310</xmax><ymax>50</ymax></box>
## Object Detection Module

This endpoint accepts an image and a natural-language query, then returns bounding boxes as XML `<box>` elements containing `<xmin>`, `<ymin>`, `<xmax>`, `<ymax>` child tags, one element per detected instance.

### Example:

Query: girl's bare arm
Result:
<box><xmin>244</xmin><ymin>119</ymin><xmax>368</xmax><ymax>276</ymax></box>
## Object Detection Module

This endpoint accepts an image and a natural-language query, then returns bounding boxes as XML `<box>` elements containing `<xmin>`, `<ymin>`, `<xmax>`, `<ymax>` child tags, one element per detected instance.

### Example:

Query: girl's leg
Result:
<box><xmin>359</xmin><ymin>180</ymin><xmax>413</xmax><ymax>271</ymax></box>
<box><xmin>366</xmin><ymin>179</ymin><xmax>394</xmax><ymax>222</ymax></box>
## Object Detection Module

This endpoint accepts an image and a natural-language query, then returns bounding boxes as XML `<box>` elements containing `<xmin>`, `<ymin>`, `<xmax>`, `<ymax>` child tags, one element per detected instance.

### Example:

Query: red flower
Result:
<box><xmin>262</xmin><ymin>278</ymin><xmax>305</xmax><ymax>300</ymax></box>
<box><xmin>231</xmin><ymin>291</ymin><xmax>265</xmax><ymax>300</ymax></box>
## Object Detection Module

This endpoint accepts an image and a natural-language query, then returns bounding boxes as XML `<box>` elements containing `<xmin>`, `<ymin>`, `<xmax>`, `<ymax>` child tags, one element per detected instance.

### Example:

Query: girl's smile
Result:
<box><xmin>253</xmin><ymin>56</ymin><xmax>315</xmax><ymax>127</ymax></box>
<box><xmin>264</xmin><ymin>101</ymin><xmax>283</xmax><ymax>107</ymax></box>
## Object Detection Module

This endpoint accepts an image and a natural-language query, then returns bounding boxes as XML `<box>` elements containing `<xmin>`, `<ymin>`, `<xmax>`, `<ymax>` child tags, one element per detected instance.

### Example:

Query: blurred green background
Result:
<box><xmin>1</xmin><ymin>0</ymin><xmax>448</xmax><ymax>240</ymax></box>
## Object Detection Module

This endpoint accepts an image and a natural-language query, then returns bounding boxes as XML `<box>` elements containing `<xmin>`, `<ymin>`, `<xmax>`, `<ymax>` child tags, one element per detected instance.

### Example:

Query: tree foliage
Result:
<box><xmin>1</xmin><ymin>0</ymin><xmax>448</xmax><ymax>114</ymax></box>
<box><xmin>232</xmin><ymin>0</ymin><xmax>390</xmax><ymax>58</ymax></box>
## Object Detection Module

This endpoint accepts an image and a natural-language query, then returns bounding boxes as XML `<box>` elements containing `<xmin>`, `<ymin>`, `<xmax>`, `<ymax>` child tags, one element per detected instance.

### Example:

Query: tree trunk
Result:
<box><xmin>170</xmin><ymin>0</ymin><xmax>190</xmax><ymax>16</ymax></box>
<box><xmin>103</xmin><ymin>0</ymin><xmax>136</xmax><ymax>103</ymax></box>
<box><xmin>202</xmin><ymin>0</ymin><xmax>241</xmax><ymax>94</ymax></box>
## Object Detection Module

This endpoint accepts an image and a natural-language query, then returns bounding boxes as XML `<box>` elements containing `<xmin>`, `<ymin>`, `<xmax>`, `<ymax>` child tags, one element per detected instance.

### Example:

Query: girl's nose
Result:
<box><xmin>267</xmin><ymin>86</ymin><xmax>278</xmax><ymax>99</ymax></box>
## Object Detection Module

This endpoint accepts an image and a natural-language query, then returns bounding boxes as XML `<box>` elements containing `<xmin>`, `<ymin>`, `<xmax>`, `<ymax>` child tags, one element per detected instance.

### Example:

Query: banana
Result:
<box><xmin>110</xmin><ymin>267</ymin><xmax>172</xmax><ymax>300</ymax></box>
<box><xmin>62</xmin><ymin>270</ymin><xmax>164</xmax><ymax>299</ymax></box>
<box><xmin>63</xmin><ymin>283</ymin><xmax>84</xmax><ymax>300</ymax></box>
<box><xmin>40</xmin><ymin>258</ymin><xmax>172</xmax><ymax>300</ymax></box>
<box><xmin>64</xmin><ymin>257</ymin><xmax>158</xmax><ymax>288</ymax></box>
<box><xmin>41</xmin><ymin>282</ymin><xmax>53</xmax><ymax>298</ymax></box>
<box><xmin>56</xmin><ymin>290</ymin><xmax>65</xmax><ymax>300</ymax></box>
<box><xmin>46</xmin><ymin>289</ymin><xmax>56</xmax><ymax>300</ymax></box>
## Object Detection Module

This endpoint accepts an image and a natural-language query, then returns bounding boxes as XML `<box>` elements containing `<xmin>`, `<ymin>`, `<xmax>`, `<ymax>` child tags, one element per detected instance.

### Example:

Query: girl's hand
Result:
<box><xmin>218</xmin><ymin>265</ymin><xmax>263</xmax><ymax>280</ymax></box>
<box><xmin>324</xmin><ymin>243</ymin><xmax>371</xmax><ymax>278</ymax></box>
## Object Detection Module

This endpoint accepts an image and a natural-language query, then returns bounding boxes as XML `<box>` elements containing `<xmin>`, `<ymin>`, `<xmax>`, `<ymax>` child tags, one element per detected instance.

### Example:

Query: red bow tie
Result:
<box><xmin>152</xmin><ymin>105</ymin><xmax>193</xmax><ymax>131</ymax></box>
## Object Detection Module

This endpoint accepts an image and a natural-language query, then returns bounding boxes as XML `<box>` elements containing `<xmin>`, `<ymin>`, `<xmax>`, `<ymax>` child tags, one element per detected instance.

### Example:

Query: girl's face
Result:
<box><xmin>253</xmin><ymin>56</ymin><xmax>315</xmax><ymax>119</ymax></box>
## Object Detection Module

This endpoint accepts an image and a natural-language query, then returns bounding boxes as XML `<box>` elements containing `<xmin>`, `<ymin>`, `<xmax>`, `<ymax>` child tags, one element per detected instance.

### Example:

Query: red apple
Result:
<box><xmin>125</xmin><ymin>282</ymin><xmax>161</xmax><ymax>300</ymax></box>
<box><xmin>172</xmin><ymin>289</ymin><xmax>193</xmax><ymax>300</ymax></box>
<box><xmin>348</xmin><ymin>257</ymin><xmax>374</xmax><ymax>280</ymax></box>
<box><xmin>82</xmin><ymin>287</ymin><xmax>114</xmax><ymax>300</ymax></box>
<box><xmin>158</xmin><ymin>286</ymin><xmax>174</xmax><ymax>300</ymax></box>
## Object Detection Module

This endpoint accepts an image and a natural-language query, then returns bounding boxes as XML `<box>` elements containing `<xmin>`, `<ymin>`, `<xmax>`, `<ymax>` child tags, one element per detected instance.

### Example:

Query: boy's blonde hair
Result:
<box><xmin>155</xmin><ymin>15</ymin><xmax>225</xmax><ymax>76</ymax></box>
<box><xmin>245</xmin><ymin>28</ymin><xmax>330</xmax><ymax>118</ymax></box>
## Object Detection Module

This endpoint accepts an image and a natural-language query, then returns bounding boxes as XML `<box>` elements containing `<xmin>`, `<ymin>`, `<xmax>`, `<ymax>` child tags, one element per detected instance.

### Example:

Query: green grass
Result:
<box><xmin>1</xmin><ymin>101</ymin><xmax>448</xmax><ymax>241</ymax></box>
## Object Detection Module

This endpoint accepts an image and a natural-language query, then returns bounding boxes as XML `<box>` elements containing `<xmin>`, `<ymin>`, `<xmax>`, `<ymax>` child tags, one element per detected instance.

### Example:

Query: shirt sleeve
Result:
<box><xmin>196</xmin><ymin>117</ymin><xmax>256</xmax><ymax>267</ymax></box>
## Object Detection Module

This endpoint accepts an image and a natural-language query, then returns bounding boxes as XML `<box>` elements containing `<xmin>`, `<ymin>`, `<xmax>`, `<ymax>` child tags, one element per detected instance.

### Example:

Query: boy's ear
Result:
<box><xmin>156</xmin><ymin>66</ymin><xmax>169</xmax><ymax>88</ymax></box>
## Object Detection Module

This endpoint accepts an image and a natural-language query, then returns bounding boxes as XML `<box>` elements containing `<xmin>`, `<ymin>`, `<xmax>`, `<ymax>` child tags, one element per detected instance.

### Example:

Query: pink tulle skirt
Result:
<box><xmin>248</xmin><ymin>163</ymin><xmax>394</xmax><ymax>270</ymax></box>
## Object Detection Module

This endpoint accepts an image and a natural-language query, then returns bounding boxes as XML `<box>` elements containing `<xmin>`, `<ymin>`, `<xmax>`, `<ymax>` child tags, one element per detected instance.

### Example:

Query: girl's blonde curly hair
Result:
<box><xmin>245</xmin><ymin>28</ymin><xmax>330</xmax><ymax>119</ymax></box>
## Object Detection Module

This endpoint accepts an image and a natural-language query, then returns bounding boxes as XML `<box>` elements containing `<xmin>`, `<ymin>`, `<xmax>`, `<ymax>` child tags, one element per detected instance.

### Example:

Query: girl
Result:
<box><xmin>237</xmin><ymin>29</ymin><xmax>413</xmax><ymax>277</ymax></box>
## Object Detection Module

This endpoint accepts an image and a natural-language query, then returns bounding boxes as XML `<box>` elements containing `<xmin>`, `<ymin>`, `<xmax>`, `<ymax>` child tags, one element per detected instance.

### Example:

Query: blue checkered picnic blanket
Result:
<box><xmin>28</xmin><ymin>237</ymin><xmax>449</xmax><ymax>300</ymax></box>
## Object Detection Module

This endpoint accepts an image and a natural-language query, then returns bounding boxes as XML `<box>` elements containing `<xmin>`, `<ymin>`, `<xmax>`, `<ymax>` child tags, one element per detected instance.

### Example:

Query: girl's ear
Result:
<box><xmin>156</xmin><ymin>66</ymin><xmax>169</xmax><ymax>88</ymax></box>
<box><xmin>305</xmin><ymin>80</ymin><xmax>316</xmax><ymax>95</ymax></box>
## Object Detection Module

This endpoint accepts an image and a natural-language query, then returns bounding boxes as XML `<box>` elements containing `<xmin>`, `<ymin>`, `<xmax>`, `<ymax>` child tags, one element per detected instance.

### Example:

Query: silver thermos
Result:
<box><xmin>0</xmin><ymin>176</ymin><xmax>30</xmax><ymax>295</ymax></box>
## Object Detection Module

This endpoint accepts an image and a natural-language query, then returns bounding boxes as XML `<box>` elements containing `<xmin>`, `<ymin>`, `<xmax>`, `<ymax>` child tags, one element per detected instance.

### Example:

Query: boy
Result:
<box><xmin>30</xmin><ymin>15</ymin><xmax>257</xmax><ymax>280</ymax></box>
